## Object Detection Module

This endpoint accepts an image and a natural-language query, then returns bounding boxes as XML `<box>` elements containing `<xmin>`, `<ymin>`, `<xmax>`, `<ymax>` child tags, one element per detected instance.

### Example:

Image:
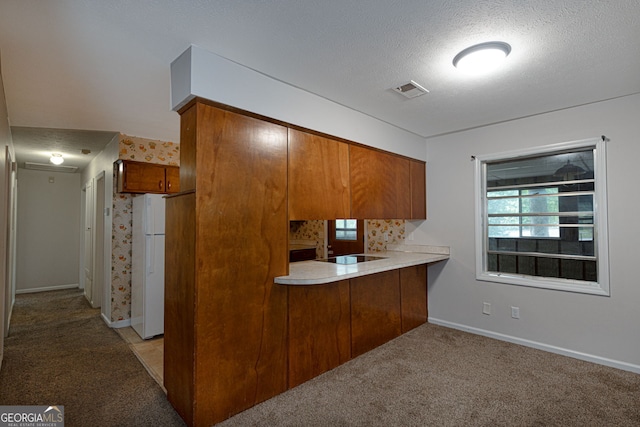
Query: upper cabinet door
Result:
<box><xmin>117</xmin><ymin>160</ymin><xmax>181</xmax><ymax>194</ymax></box>
<box><xmin>350</xmin><ymin>145</ymin><xmax>411</xmax><ymax>219</ymax></box>
<box><xmin>166</xmin><ymin>166</ymin><xmax>181</xmax><ymax>194</ymax></box>
<box><xmin>288</xmin><ymin>129</ymin><xmax>351</xmax><ymax>220</ymax></box>
<box><xmin>410</xmin><ymin>160</ymin><xmax>426</xmax><ymax>220</ymax></box>
<box><xmin>118</xmin><ymin>160</ymin><xmax>167</xmax><ymax>193</ymax></box>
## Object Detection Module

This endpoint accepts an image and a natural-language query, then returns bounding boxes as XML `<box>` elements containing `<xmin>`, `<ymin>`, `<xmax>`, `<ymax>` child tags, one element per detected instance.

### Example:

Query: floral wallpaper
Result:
<box><xmin>290</xmin><ymin>220</ymin><xmax>325</xmax><ymax>259</ymax></box>
<box><xmin>288</xmin><ymin>219</ymin><xmax>406</xmax><ymax>259</ymax></box>
<box><xmin>111</xmin><ymin>191</ymin><xmax>133</xmax><ymax>322</ymax></box>
<box><xmin>110</xmin><ymin>134</ymin><xmax>180</xmax><ymax>323</ymax></box>
<box><xmin>119</xmin><ymin>135</ymin><xmax>180</xmax><ymax>166</ymax></box>
<box><xmin>366</xmin><ymin>220</ymin><xmax>406</xmax><ymax>252</ymax></box>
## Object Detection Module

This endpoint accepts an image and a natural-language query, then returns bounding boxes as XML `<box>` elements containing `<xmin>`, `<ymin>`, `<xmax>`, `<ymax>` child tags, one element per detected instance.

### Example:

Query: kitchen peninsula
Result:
<box><xmin>164</xmin><ymin>96</ymin><xmax>447</xmax><ymax>427</ymax></box>
<box><xmin>277</xmin><ymin>244</ymin><xmax>449</xmax><ymax>285</ymax></box>
<box><xmin>279</xmin><ymin>244</ymin><xmax>449</xmax><ymax>387</ymax></box>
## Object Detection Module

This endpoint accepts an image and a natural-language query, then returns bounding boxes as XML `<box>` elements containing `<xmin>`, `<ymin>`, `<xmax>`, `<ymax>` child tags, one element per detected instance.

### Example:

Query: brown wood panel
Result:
<box><xmin>288</xmin><ymin>280</ymin><xmax>351</xmax><ymax>388</ymax></box>
<box><xmin>350</xmin><ymin>145</ymin><xmax>410</xmax><ymax>219</ymax></box>
<box><xmin>118</xmin><ymin>160</ymin><xmax>166</xmax><ymax>193</ymax></box>
<box><xmin>192</xmin><ymin>102</ymin><xmax>289</xmax><ymax>425</ymax></box>
<box><xmin>350</xmin><ymin>270</ymin><xmax>401</xmax><ymax>357</ymax></box>
<box><xmin>165</xmin><ymin>165</ymin><xmax>180</xmax><ymax>194</ymax></box>
<box><xmin>400</xmin><ymin>265</ymin><xmax>428</xmax><ymax>333</ymax></box>
<box><xmin>395</xmin><ymin>156</ymin><xmax>411</xmax><ymax>218</ymax></box>
<box><xmin>288</xmin><ymin>129</ymin><xmax>351</xmax><ymax>220</ymax></box>
<box><xmin>164</xmin><ymin>193</ymin><xmax>196</xmax><ymax>426</ymax></box>
<box><xmin>410</xmin><ymin>160</ymin><xmax>426</xmax><ymax>219</ymax></box>
<box><xmin>179</xmin><ymin>103</ymin><xmax>197</xmax><ymax>191</ymax></box>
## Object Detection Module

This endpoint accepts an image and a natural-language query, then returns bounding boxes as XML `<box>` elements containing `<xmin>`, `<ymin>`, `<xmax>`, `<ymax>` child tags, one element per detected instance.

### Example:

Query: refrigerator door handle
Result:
<box><xmin>146</xmin><ymin>235</ymin><xmax>154</xmax><ymax>275</ymax></box>
<box><xmin>146</xmin><ymin>197</ymin><xmax>154</xmax><ymax>235</ymax></box>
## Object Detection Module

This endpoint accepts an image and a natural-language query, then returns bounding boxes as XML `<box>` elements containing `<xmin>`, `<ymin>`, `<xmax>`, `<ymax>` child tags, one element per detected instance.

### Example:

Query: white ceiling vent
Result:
<box><xmin>25</xmin><ymin>162</ymin><xmax>79</xmax><ymax>173</ymax></box>
<box><xmin>393</xmin><ymin>80</ymin><xmax>429</xmax><ymax>99</ymax></box>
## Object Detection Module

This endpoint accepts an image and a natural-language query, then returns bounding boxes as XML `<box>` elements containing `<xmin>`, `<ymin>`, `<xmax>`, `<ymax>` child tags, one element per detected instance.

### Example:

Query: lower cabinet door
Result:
<box><xmin>288</xmin><ymin>280</ymin><xmax>351</xmax><ymax>388</ymax></box>
<box><xmin>400</xmin><ymin>264</ymin><xmax>428</xmax><ymax>332</ymax></box>
<box><xmin>350</xmin><ymin>270</ymin><xmax>401</xmax><ymax>358</ymax></box>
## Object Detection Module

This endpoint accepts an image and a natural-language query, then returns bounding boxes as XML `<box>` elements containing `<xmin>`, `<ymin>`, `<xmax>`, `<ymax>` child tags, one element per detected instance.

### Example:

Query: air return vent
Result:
<box><xmin>393</xmin><ymin>80</ymin><xmax>429</xmax><ymax>99</ymax></box>
<box><xmin>25</xmin><ymin>162</ymin><xmax>78</xmax><ymax>173</ymax></box>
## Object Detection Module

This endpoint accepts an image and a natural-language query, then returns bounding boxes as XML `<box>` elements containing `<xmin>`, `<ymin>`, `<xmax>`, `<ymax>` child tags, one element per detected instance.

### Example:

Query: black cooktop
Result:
<box><xmin>316</xmin><ymin>255</ymin><xmax>387</xmax><ymax>265</ymax></box>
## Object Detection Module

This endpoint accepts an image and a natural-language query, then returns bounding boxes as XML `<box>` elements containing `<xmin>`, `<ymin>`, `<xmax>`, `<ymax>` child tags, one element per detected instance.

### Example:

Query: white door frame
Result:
<box><xmin>91</xmin><ymin>171</ymin><xmax>106</xmax><ymax>309</ymax></box>
<box><xmin>81</xmin><ymin>179</ymin><xmax>94</xmax><ymax>304</ymax></box>
<box><xmin>5</xmin><ymin>157</ymin><xmax>17</xmax><ymax>337</ymax></box>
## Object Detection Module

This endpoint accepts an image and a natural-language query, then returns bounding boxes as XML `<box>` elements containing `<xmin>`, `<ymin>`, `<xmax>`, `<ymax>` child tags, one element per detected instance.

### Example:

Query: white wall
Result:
<box><xmin>16</xmin><ymin>169</ymin><xmax>81</xmax><ymax>292</ymax></box>
<box><xmin>419</xmin><ymin>93</ymin><xmax>640</xmax><ymax>372</ymax></box>
<box><xmin>171</xmin><ymin>45</ymin><xmax>427</xmax><ymax>161</ymax></box>
<box><xmin>81</xmin><ymin>134</ymin><xmax>119</xmax><ymax>323</ymax></box>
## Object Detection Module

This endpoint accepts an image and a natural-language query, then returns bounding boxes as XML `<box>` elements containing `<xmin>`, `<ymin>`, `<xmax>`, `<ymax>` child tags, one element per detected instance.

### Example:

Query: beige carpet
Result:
<box><xmin>0</xmin><ymin>289</ymin><xmax>185</xmax><ymax>427</ymax></box>
<box><xmin>218</xmin><ymin>322</ymin><xmax>640</xmax><ymax>426</ymax></box>
<box><xmin>4</xmin><ymin>288</ymin><xmax>638</xmax><ymax>426</ymax></box>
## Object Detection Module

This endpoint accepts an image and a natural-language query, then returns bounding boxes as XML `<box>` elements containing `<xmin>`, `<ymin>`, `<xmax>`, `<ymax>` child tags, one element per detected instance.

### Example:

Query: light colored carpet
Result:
<box><xmin>218</xmin><ymin>322</ymin><xmax>640</xmax><ymax>426</ymax></box>
<box><xmin>5</xmin><ymin>288</ymin><xmax>637</xmax><ymax>426</ymax></box>
<box><xmin>0</xmin><ymin>289</ymin><xmax>185</xmax><ymax>427</ymax></box>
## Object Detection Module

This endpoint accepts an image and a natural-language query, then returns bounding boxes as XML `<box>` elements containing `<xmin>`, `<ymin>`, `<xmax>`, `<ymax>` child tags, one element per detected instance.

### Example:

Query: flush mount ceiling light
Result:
<box><xmin>50</xmin><ymin>153</ymin><xmax>64</xmax><ymax>165</ymax></box>
<box><xmin>453</xmin><ymin>41</ymin><xmax>511</xmax><ymax>74</ymax></box>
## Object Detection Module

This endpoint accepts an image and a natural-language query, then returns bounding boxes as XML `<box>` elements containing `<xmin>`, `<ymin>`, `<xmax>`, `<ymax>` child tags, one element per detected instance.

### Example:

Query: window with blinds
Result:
<box><xmin>474</xmin><ymin>137</ymin><xmax>610</xmax><ymax>295</ymax></box>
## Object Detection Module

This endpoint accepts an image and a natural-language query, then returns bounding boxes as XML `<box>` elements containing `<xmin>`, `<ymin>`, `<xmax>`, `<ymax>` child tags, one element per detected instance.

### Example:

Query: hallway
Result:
<box><xmin>0</xmin><ymin>289</ymin><xmax>184</xmax><ymax>426</ymax></box>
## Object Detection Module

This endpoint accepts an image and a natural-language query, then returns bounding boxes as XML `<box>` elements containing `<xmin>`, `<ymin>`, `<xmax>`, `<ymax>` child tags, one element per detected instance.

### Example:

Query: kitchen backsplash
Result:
<box><xmin>110</xmin><ymin>134</ymin><xmax>180</xmax><ymax>323</ymax></box>
<box><xmin>290</xmin><ymin>220</ymin><xmax>325</xmax><ymax>259</ymax></box>
<box><xmin>366</xmin><ymin>219</ymin><xmax>406</xmax><ymax>252</ymax></box>
<box><xmin>289</xmin><ymin>219</ymin><xmax>406</xmax><ymax>259</ymax></box>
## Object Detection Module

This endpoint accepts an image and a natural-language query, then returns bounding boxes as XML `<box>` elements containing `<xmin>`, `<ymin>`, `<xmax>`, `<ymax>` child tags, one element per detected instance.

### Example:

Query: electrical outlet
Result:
<box><xmin>482</xmin><ymin>302</ymin><xmax>491</xmax><ymax>315</ymax></box>
<box><xmin>511</xmin><ymin>306</ymin><xmax>520</xmax><ymax>319</ymax></box>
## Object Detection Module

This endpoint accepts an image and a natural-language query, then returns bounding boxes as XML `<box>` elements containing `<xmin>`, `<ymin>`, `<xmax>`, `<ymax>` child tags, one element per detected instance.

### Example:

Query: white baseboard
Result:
<box><xmin>15</xmin><ymin>283</ymin><xmax>79</xmax><ymax>294</ymax></box>
<box><xmin>428</xmin><ymin>317</ymin><xmax>640</xmax><ymax>375</ymax></box>
<box><xmin>101</xmin><ymin>312</ymin><xmax>131</xmax><ymax>329</ymax></box>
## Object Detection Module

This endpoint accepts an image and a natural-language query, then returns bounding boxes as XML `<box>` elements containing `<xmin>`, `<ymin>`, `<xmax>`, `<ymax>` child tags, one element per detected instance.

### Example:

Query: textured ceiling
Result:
<box><xmin>11</xmin><ymin>127</ymin><xmax>117</xmax><ymax>170</ymax></box>
<box><xmin>1</xmin><ymin>1</ymin><xmax>639</xmax><ymax>170</ymax></box>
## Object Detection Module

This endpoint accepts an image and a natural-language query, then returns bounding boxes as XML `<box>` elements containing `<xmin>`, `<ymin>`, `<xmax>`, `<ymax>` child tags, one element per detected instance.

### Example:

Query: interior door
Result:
<box><xmin>5</xmin><ymin>152</ymin><xmax>16</xmax><ymax>337</ymax></box>
<box><xmin>327</xmin><ymin>219</ymin><xmax>364</xmax><ymax>257</ymax></box>
<box><xmin>91</xmin><ymin>173</ymin><xmax>105</xmax><ymax>308</ymax></box>
<box><xmin>83</xmin><ymin>180</ymin><xmax>93</xmax><ymax>303</ymax></box>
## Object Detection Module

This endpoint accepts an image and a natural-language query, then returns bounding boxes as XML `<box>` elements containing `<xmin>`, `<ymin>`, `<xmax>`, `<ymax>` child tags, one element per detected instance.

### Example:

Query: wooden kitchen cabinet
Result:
<box><xmin>349</xmin><ymin>145</ymin><xmax>412</xmax><ymax>219</ymax></box>
<box><xmin>166</xmin><ymin>97</ymin><xmax>430</xmax><ymax>426</ymax></box>
<box><xmin>164</xmin><ymin>192</ymin><xmax>196</xmax><ymax>426</ymax></box>
<box><xmin>350</xmin><ymin>269</ymin><xmax>402</xmax><ymax>357</ymax></box>
<box><xmin>410</xmin><ymin>160</ymin><xmax>427</xmax><ymax>220</ymax></box>
<box><xmin>400</xmin><ymin>264</ymin><xmax>428</xmax><ymax>332</ymax></box>
<box><xmin>288</xmin><ymin>129</ymin><xmax>351</xmax><ymax>220</ymax></box>
<box><xmin>288</xmin><ymin>280</ymin><xmax>351</xmax><ymax>388</ymax></box>
<box><xmin>116</xmin><ymin>159</ymin><xmax>180</xmax><ymax>194</ymax></box>
<box><xmin>166</xmin><ymin>100</ymin><xmax>289</xmax><ymax>426</ymax></box>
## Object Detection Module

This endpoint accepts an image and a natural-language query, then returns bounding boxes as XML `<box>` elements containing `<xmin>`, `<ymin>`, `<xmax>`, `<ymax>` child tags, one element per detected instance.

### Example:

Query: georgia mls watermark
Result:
<box><xmin>0</xmin><ymin>406</ymin><xmax>64</xmax><ymax>427</ymax></box>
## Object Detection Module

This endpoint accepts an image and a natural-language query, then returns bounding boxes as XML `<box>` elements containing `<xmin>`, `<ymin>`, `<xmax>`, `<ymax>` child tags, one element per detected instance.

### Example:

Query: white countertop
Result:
<box><xmin>275</xmin><ymin>244</ymin><xmax>449</xmax><ymax>285</ymax></box>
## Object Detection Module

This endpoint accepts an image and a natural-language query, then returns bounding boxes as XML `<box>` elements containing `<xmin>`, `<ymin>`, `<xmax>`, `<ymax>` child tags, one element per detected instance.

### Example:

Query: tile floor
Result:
<box><xmin>117</xmin><ymin>327</ymin><xmax>165</xmax><ymax>392</ymax></box>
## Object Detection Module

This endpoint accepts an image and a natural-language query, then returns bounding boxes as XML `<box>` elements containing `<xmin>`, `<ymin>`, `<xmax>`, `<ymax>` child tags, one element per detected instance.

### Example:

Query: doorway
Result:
<box><xmin>82</xmin><ymin>180</ymin><xmax>93</xmax><ymax>304</ymax></box>
<box><xmin>327</xmin><ymin>219</ymin><xmax>364</xmax><ymax>257</ymax></box>
<box><xmin>5</xmin><ymin>152</ymin><xmax>17</xmax><ymax>337</ymax></box>
<box><xmin>81</xmin><ymin>173</ymin><xmax>105</xmax><ymax>309</ymax></box>
<box><xmin>92</xmin><ymin>173</ymin><xmax>105</xmax><ymax>308</ymax></box>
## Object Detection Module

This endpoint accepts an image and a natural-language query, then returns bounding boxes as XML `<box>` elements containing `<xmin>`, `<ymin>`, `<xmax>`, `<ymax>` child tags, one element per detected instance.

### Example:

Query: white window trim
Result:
<box><xmin>474</xmin><ymin>137</ymin><xmax>610</xmax><ymax>296</ymax></box>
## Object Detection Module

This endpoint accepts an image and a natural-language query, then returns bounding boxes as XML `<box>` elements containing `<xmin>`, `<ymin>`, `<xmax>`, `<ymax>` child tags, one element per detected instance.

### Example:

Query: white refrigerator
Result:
<box><xmin>131</xmin><ymin>193</ymin><xmax>166</xmax><ymax>339</ymax></box>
